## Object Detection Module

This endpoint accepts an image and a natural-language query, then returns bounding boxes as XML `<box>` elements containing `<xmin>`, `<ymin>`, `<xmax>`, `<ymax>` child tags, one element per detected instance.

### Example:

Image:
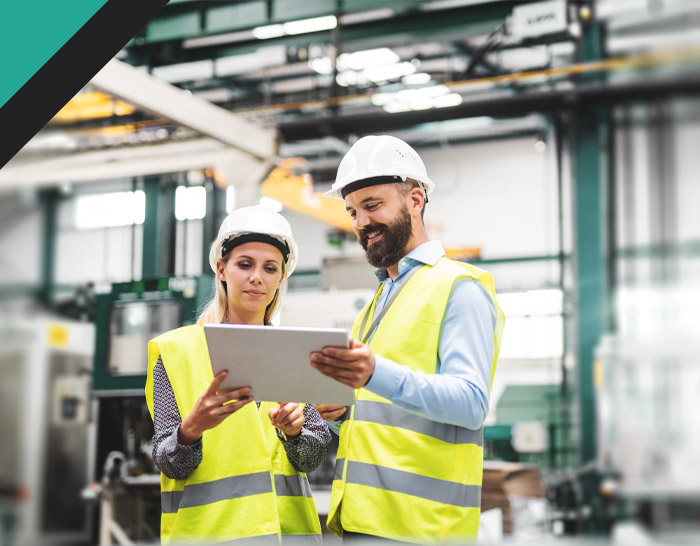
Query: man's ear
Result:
<box><xmin>409</xmin><ymin>186</ymin><xmax>425</xmax><ymax>215</ymax></box>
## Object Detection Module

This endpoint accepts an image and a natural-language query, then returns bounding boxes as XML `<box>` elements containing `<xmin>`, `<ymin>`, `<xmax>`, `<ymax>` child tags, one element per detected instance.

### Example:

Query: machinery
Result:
<box><xmin>88</xmin><ymin>276</ymin><xmax>210</xmax><ymax>544</ymax></box>
<box><xmin>0</xmin><ymin>314</ymin><xmax>95</xmax><ymax>546</ymax></box>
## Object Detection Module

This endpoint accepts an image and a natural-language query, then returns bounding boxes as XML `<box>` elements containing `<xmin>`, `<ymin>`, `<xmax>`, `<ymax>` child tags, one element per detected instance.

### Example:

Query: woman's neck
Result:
<box><xmin>225</xmin><ymin>307</ymin><xmax>265</xmax><ymax>326</ymax></box>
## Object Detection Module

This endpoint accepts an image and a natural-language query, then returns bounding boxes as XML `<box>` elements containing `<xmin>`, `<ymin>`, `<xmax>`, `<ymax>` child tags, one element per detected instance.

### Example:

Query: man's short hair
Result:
<box><xmin>396</xmin><ymin>178</ymin><xmax>426</xmax><ymax>219</ymax></box>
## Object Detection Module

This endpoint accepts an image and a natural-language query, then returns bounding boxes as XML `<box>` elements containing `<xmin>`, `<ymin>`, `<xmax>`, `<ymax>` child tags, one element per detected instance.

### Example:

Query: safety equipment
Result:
<box><xmin>324</xmin><ymin>135</ymin><xmax>435</xmax><ymax>200</ymax></box>
<box><xmin>327</xmin><ymin>258</ymin><xmax>504</xmax><ymax>542</ymax></box>
<box><xmin>208</xmin><ymin>205</ymin><xmax>298</xmax><ymax>275</ymax></box>
<box><xmin>146</xmin><ymin>325</ymin><xmax>322</xmax><ymax>544</ymax></box>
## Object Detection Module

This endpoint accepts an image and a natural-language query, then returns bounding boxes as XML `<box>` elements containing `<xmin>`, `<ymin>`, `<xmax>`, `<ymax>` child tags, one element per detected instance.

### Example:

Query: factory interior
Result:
<box><xmin>1</xmin><ymin>0</ymin><xmax>700</xmax><ymax>544</ymax></box>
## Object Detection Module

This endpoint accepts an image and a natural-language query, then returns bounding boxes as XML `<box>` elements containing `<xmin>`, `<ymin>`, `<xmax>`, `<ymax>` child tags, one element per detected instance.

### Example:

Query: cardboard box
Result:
<box><xmin>481</xmin><ymin>462</ymin><xmax>547</xmax><ymax>535</ymax></box>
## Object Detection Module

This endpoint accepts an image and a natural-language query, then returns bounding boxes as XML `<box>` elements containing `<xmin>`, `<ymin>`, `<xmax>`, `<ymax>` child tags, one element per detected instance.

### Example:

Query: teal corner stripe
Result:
<box><xmin>0</xmin><ymin>1</ymin><xmax>108</xmax><ymax>109</ymax></box>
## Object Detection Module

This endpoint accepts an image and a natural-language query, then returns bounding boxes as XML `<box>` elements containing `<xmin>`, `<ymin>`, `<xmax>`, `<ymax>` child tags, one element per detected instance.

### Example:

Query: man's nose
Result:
<box><xmin>354</xmin><ymin>210</ymin><xmax>371</xmax><ymax>229</ymax></box>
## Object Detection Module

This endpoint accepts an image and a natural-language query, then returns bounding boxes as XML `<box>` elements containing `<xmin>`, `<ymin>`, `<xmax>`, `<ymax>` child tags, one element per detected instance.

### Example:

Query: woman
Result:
<box><xmin>145</xmin><ymin>205</ymin><xmax>330</xmax><ymax>544</ymax></box>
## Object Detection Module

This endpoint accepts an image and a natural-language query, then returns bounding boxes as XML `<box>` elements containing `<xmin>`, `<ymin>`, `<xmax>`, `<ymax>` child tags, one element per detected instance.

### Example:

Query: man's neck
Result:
<box><xmin>386</xmin><ymin>235</ymin><xmax>429</xmax><ymax>280</ymax></box>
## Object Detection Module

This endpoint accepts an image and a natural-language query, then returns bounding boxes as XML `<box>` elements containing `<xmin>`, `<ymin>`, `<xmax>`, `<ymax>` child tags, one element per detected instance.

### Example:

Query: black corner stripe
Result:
<box><xmin>0</xmin><ymin>0</ymin><xmax>169</xmax><ymax>169</ymax></box>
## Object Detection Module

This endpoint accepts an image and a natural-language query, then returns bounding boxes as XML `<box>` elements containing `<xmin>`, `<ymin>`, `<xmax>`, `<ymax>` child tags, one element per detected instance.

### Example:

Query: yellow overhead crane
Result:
<box><xmin>260</xmin><ymin>158</ymin><xmax>482</xmax><ymax>260</ymax></box>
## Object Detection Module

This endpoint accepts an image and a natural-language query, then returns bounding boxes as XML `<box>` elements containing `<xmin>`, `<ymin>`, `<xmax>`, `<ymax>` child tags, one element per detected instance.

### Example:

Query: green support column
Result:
<box><xmin>142</xmin><ymin>175</ymin><xmax>177</xmax><ymax>279</ymax></box>
<box><xmin>202</xmin><ymin>176</ymin><xmax>227</xmax><ymax>273</ymax></box>
<box><xmin>39</xmin><ymin>189</ymin><xmax>59</xmax><ymax>304</ymax></box>
<box><xmin>572</xmin><ymin>10</ymin><xmax>609</xmax><ymax>465</ymax></box>
<box><xmin>142</xmin><ymin>175</ymin><xmax>161</xmax><ymax>279</ymax></box>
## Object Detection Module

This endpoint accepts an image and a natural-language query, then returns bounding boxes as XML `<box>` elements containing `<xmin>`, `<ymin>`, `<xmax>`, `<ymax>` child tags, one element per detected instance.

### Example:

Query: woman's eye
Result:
<box><xmin>238</xmin><ymin>262</ymin><xmax>251</xmax><ymax>269</ymax></box>
<box><xmin>265</xmin><ymin>266</ymin><xmax>279</xmax><ymax>273</ymax></box>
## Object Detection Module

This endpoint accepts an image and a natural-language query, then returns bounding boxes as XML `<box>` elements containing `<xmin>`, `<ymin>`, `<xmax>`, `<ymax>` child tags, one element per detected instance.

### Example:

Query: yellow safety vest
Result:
<box><xmin>327</xmin><ymin>258</ymin><xmax>504</xmax><ymax>543</ymax></box>
<box><xmin>145</xmin><ymin>324</ymin><xmax>322</xmax><ymax>544</ymax></box>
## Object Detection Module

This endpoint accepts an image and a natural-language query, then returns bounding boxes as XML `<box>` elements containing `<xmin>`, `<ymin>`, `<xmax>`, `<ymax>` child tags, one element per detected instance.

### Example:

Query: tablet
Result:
<box><xmin>204</xmin><ymin>324</ymin><xmax>355</xmax><ymax>405</ymax></box>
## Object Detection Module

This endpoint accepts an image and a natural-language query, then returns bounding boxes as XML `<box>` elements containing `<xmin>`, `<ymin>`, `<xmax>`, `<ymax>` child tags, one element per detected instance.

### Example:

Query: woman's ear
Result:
<box><xmin>216</xmin><ymin>259</ymin><xmax>226</xmax><ymax>282</ymax></box>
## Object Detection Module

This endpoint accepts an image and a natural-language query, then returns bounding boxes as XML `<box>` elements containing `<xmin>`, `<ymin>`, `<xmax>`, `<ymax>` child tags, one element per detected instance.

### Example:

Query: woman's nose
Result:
<box><xmin>249</xmin><ymin>268</ymin><xmax>263</xmax><ymax>283</ymax></box>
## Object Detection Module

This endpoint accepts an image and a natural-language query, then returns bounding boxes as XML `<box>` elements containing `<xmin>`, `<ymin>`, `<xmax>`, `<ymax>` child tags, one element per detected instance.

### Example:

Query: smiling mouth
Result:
<box><xmin>363</xmin><ymin>229</ymin><xmax>384</xmax><ymax>245</ymax></box>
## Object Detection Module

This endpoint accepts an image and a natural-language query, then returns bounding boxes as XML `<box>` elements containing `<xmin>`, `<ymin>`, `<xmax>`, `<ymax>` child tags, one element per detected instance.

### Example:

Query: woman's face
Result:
<box><xmin>216</xmin><ymin>241</ymin><xmax>285</xmax><ymax>324</ymax></box>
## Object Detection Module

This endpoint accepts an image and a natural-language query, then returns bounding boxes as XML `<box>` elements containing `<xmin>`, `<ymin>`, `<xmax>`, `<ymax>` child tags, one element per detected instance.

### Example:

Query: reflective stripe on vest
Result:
<box><xmin>274</xmin><ymin>474</ymin><xmax>313</xmax><ymax>498</ymax></box>
<box><xmin>354</xmin><ymin>399</ymin><xmax>483</xmax><ymax>446</ymax></box>
<box><xmin>161</xmin><ymin>471</ymin><xmax>273</xmax><ymax>513</ymax></box>
<box><xmin>333</xmin><ymin>458</ymin><xmax>481</xmax><ymax>508</ymax></box>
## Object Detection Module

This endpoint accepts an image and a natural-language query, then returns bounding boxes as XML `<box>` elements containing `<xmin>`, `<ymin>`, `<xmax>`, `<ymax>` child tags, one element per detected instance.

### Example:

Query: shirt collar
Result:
<box><xmin>374</xmin><ymin>240</ymin><xmax>446</xmax><ymax>282</ymax></box>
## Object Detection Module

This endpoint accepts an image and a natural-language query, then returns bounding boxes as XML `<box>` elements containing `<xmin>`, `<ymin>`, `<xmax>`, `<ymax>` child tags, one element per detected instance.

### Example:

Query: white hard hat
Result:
<box><xmin>324</xmin><ymin>135</ymin><xmax>435</xmax><ymax>200</ymax></box>
<box><xmin>208</xmin><ymin>205</ymin><xmax>298</xmax><ymax>275</ymax></box>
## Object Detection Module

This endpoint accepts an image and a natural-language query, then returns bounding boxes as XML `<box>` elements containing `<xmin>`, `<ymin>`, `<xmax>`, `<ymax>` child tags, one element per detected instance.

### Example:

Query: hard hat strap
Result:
<box><xmin>221</xmin><ymin>233</ymin><xmax>290</xmax><ymax>263</ymax></box>
<box><xmin>340</xmin><ymin>175</ymin><xmax>405</xmax><ymax>199</ymax></box>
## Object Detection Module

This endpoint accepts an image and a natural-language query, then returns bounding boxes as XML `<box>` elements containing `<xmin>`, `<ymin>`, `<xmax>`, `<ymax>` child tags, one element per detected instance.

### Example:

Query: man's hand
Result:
<box><xmin>268</xmin><ymin>402</ymin><xmax>304</xmax><ymax>438</ymax></box>
<box><xmin>310</xmin><ymin>338</ymin><xmax>375</xmax><ymax>388</ymax></box>
<box><xmin>179</xmin><ymin>371</ymin><xmax>252</xmax><ymax>445</ymax></box>
<box><xmin>316</xmin><ymin>404</ymin><xmax>347</xmax><ymax>421</ymax></box>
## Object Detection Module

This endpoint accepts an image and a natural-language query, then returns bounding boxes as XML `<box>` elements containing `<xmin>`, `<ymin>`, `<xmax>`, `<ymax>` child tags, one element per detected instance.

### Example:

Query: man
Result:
<box><xmin>311</xmin><ymin>135</ymin><xmax>505</xmax><ymax>543</ymax></box>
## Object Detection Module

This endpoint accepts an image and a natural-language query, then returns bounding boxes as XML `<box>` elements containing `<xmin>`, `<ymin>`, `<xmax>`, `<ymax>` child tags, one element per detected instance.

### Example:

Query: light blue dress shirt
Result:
<box><xmin>329</xmin><ymin>240</ymin><xmax>496</xmax><ymax>434</ymax></box>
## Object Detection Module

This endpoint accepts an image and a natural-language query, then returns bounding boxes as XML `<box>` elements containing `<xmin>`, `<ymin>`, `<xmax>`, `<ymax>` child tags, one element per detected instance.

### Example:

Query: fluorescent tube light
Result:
<box><xmin>252</xmin><ymin>24</ymin><xmax>285</xmax><ymax>40</ymax></box>
<box><xmin>433</xmin><ymin>93</ymin><xmax>463</xmax><ymax>108</ymax></box>
<box><xmin>402</xmin><ymin>72</ymin><xmax>432</xmax><ymax>85</ymax></box>
<box><xmin>308</xmin><ymin>57</ymin><xmax>333</xmax><ymax>75</ymax></box>
<box><xmin>364</xmin><ymin>62</ymin><xmax>416</xmax><ymax>82</ymax></box>
<box><xmin>338</xmin><ymin>48</ymin><xmax>399</xmax><ymax>71</ymax></box>
<box><xmin>370</xmin><ymin>92</ymin><xmax>397</xmax><ymax>106</ymax></box>
<box><xmin>283</xmin><ymin>15</ymin><xmax>337</xmax><ymax>35</ymax></box>
<box><xmin>383</xmin><ymin>102</ymin><xmax>412</xmax><ymax>114</ymax></box>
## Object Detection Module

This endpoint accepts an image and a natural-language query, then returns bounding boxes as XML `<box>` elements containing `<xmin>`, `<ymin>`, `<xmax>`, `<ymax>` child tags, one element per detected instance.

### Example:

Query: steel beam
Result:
<box><xmin>0</xmin><ymin>138</ymin><xmax>270</xmax><ymax>191</ymax></box>
<box><xmin>90</xmin><ymin>59</ymin><xmax>277</xmax><ymax>160</ymax></box>
<box><xmin>277</xmin><ymin>74</ymin><xmax>700</xmax><ymax>140</ymax></box>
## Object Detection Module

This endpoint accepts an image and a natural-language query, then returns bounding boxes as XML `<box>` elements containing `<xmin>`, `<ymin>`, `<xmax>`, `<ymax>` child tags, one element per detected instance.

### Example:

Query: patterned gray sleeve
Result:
<box><xmin>152</xmin><ymin>356</ymin><xmax>203</xmax><ymax>480</ymax></box>
<box><xmin>277</xmin><ymin>404</ymin><xmax>332</xmax><ymax>473</ymax></box>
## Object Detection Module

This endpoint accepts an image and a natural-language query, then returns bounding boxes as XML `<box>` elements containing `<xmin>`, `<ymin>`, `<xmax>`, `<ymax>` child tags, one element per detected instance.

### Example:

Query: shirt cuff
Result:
<box><xmin>365</xmin><ymin>355</ymin><xmax>404</xmax><ymax>399</ymax></box>
<box><xmin>175</xmin><ymin>425</ymin><xmax>203</xmax><ymax>450</ymax></box>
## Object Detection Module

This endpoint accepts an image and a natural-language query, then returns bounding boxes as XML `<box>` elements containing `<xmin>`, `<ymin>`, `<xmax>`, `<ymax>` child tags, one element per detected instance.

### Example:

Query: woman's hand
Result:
<box><xmin>268</xmin><ymin>402</ymin><xmax>304</xmax><ymax>438</ymax></box>
<box><xmin>316</xmin><ymin>404</ymin><xmax>347</xmax><ymax>421</ymax></box>
<box><xmin>178</xmin><ymin>370</ymin><xmax>252</xmax><ymax>445</ymax></box>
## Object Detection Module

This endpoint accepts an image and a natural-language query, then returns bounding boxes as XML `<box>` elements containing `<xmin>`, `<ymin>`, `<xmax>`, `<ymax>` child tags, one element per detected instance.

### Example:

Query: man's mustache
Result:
<box><xmin>359</xmin><ymin>223</ymin><xmax>386</xmax><ymax>237</ymax></box>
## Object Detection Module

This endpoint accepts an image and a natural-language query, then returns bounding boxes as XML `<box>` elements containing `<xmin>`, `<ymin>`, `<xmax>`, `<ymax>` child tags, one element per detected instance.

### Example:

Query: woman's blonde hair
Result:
<box><xmin>197</xmin><ymin>252</ymin><xmax>287</xmax><ymax>326</ymax></box>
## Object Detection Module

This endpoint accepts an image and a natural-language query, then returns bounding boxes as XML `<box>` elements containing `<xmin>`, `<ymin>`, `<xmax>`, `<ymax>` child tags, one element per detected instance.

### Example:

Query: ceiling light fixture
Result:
<box><xmin>402</xmin><ymin>72</ymin><xmax>432</xmax><ymax>85</ymax></box>
<box><xmin>433</xmin><ymin>93</ymin><xmax>464</xmax><ymax>108</ymax></box>
<box><xmin>308</xmin><ymin>56</ymin><xmax>333</xmax><ymax>75</ymax></box>
<box><xmin>283</xmin><ymin>15</ymin><xmax>337</xmax><ymax>35</ymax></box>
<box><xmin>338</xmin><ymin>48</ymin><xmax>399</xmax><ymax>71</ymax></box>
<box><xmin>364</xmin><ymin>61</ymin><xmax>417</xmax><ymax>82</ymax></box>
<box><xmin>252</xmin><ymin>24</ymin><xmax>285</xmax><ymax>40</ymax></box>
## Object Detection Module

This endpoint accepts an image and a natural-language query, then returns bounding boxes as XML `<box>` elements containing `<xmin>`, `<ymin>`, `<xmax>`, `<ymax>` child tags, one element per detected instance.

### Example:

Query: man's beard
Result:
<box><xmin>358</xmin><ymin>205</ymin><xmax>413</xmax><ymax>269</ymax></box>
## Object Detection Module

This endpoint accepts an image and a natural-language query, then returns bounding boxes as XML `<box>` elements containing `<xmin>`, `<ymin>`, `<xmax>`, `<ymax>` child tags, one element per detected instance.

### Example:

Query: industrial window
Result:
<box><xmin>226</xmin><ymin>185</ymin><xmax>237</xmax><ymax>213</ymax></box>
<box><xmin>175</xmin><ymin>185</ymin><xmax>206</xmax><ymax>220</ymax></box>
<box><xmin>74</xmin><ymin>190</ymin><xmax>145</xmax><ymax>229</ymax></box>
<box><xmin>497</xmin><ymin>289</ymin><xmax>564</xmax><ymax>359</ymax></box>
